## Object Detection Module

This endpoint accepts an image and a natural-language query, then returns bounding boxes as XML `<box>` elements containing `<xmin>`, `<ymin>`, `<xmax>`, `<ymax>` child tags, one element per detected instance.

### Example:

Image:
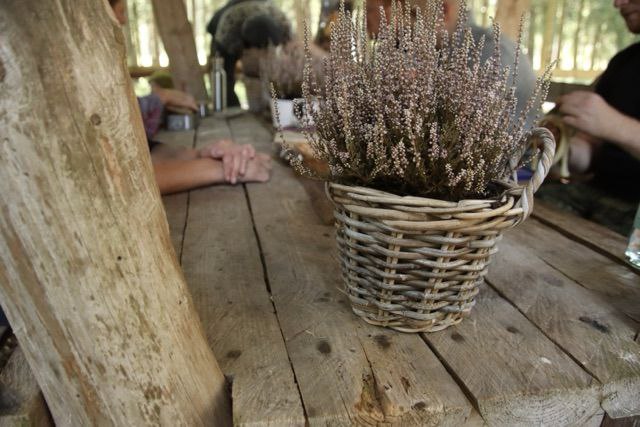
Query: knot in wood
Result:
<box><xmin>90</xmin><ymin>114</ymin><xmax>102</xmax><ymax>126</ymax></box>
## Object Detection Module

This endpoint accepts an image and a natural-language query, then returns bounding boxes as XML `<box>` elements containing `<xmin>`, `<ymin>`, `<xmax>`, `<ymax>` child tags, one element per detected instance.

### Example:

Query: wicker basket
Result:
<box><xmin>326</xmin><ymin>128</ymin><xmax>555</xmax><ymax>333</ymax></box>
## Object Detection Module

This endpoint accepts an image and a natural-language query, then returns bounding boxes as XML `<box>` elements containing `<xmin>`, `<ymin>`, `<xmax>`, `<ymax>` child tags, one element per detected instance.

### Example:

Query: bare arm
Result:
<box><xmin>150</xmin><ymin>144</ymin><xmax>272</xmax><ymax>195</ymax></box>
<box><xmin>150</xmin><ymin>144</ymin><xmax>200</xmax><ymax>161</ymax></box>
<box><xmin>559</xmin><ymin>91</ymin><xmax>640</xmax><ymax>162</ymax></box>
<box><xmin>153</xmin><ymin>157</ymin><xmax>225</xmax><ymax>195</ymax></box>
<box><xmin>154</xmin><ymin>139</ymin><xmax>259</xmax><ymax>182</ymax></box>
<box><xmin>604</xmin><ymin>114</ymin><xmax>640</xmax><ymax>159</ymax></box>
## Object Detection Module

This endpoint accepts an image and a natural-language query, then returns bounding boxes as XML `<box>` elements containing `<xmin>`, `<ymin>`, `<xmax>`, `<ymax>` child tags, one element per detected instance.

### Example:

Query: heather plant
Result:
<box><xmin>263</xmin><ymin>41</ymin><xmax>323</xmax><ymax>100</ymax></box>
<box><xmin>285</xmin><ymin>0</ymin><xmax>552</xmax><ymax>201</ymax></box>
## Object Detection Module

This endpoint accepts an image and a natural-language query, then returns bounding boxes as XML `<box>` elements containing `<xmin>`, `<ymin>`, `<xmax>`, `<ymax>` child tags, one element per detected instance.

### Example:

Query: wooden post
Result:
<box><xmin>151</xmin><ymin>0</ymin><xmax>208</xmax><ymax>100</ymax></box>
<box><xmin>540</xmin><ymin>0</ymin><xmax>558</xmax><ymax>70</ymax></box>
<box><xmin>0</xmin><ymin>1</ymin><xmax>230</xmax><ymax>425</ymax></box>
<box><xmin>495</xmin><ymin>0</ymin><xmax>531</xmax><ymax>41</ymax></box>
<box><xmin>294</xmin><ymin>1</ymin><xmax>309</xmax><ymax>40</ymax></box>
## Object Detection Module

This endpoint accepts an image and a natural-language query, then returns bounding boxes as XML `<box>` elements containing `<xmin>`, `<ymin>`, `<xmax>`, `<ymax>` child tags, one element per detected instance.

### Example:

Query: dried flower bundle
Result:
<box><xmin>288</xmin><ymin>0</ymin><xmax>552</xmax><ymax>200</ymax></box>
<box><xmin>263</xmin><ymin>41</ymin><xmax>323</xmax><ymax>100</ymax></box>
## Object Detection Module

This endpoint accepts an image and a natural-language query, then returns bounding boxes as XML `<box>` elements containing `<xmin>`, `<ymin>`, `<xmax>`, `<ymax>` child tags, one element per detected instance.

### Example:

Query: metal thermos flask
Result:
<box><xmin>211</xmin><ymin>56</ymin><xmax>227</xmax><ymax>113</ymax></box>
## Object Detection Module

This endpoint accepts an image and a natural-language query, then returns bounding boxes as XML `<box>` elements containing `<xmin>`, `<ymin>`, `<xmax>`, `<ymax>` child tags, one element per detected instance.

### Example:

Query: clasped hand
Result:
<box><xmin>198</xmin><ymin>139</ymin><xmax>257</xmax><ymax>184</ymax></box>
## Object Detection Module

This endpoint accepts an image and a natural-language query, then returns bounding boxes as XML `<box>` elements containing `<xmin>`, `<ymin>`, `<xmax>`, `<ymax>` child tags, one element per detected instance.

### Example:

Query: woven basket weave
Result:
<box><xmin>327</xmin><ymin>128</ymin><xmax>555</xmax><ymax>333</ymax></box>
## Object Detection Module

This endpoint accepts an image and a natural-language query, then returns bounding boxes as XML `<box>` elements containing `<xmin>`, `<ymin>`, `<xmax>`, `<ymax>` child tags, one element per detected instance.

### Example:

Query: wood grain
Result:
<box><xmin>156</xmin><ymin>130</ymin><xmax>195</xmax><ymax>257</ymax></box>
<box><xmin>533</xmin><ymin>201</ymin><xmax>634</xmax><ymax>270</ymax></box>
<box><xmin>175</xmin><ymin>116</ymin><xmax>306</xmax><ymax>426</ymax></box>
<box><xmin>236</xmin><ymin>115</ymin><xmax>475</xmax><ymax>426</ymax></box>
<box><xmin>602</xmin><ymin>414</ymin><xmax>640</xmax><ymax>427</ymax></box>
<box><xmin>488</xmin><ymin>235</ymin><xmax>640</xmax><ymax>418</ymax></box>
<box><xmin>424</xmin><ymin>284</ymin><xmax>602</xmax><ymax>426</ymax></box>
<box><xmin>0</xmin><ymin>2</ymin><xmax>230</xmax><ymax>424</ymax></box>
<box><xmin>511</xmin><ymin>220</ymin><xmax>640</xmax><ymax>323</ymax></box>
<box><xmin>0</xmin><ymin>348</ymin><xmax>52</xmax><ymax>427</ymax></box>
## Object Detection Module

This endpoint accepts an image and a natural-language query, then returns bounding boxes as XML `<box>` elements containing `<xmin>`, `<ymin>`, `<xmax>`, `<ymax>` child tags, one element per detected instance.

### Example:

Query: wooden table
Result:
<box><xmin>159</xmin><ymin>113</ymin><xmax>640</xmax><ymax>427</ymax></box>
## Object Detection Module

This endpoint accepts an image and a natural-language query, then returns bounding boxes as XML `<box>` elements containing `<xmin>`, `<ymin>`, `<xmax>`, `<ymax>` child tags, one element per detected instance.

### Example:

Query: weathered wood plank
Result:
<box><xmin>177</xmin><ymin>116</ymin><xmax>305</xmax><ymax>426</ymax></box>
<box><xmin>300</xmin><ymin>179</ymin><xmax>335</xmax><ymax>226</ymax></box>
<box><xmin>488</xmin><ymin>235</ymin><xmax>640</xmax><ymax>418</ymax></box>
<box><xmin>0</xmin><ymin>347</ymin><xmax>52</xmax><ymax>427</ymax></box>
<box><xmin>237</xmin><ymin>115</ymin><xmax>475</xmax><ymax>426</ymax></box>
<box><xmin>511</xmin><ymin>220</ymin><xmax>640</xmax><ymax>323</ymax></box>
<box><xmin>495</xmin><ymin>0</ymin><xmax>531</xmax><ymax>41</ymax></box>
<box><xmin>602</xmin><ymin>414</ymin><xmax>640</xmax><ymax>426</ymax></box>
<box><xmin>463</xmin><ymin>409</ymin><xmax>487</xmax><ymax>427</ymax></box>
<box><xmin>156</xmin><ymin>130</ymin><xmax>195</xmax><ymax>258</ymax></box>
<box><xmin>424</xmin><ymin>284</ymin><xmax>602</xmax><ymax>426</ymax></box>
<box><xmin>0</xmin><ymin>1</ymin><xmax>230</xmax><ymax>423</ymax></box>
<box><xmin>150</xmin><ymin>0</ymin><xmax>207</xmax><ymax>100</ymax></box>
<box><xmin>533</xmin><ymin>201</ymin><xmax>634</xmax><ymax>269</ymax></box>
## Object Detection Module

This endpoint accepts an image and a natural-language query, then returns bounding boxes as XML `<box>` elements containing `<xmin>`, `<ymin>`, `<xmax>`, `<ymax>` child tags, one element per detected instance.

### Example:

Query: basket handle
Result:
<box><xmin>515</xmin><ymin>127</ymin><xmax>556</xmax><ymax>222</ymax></box>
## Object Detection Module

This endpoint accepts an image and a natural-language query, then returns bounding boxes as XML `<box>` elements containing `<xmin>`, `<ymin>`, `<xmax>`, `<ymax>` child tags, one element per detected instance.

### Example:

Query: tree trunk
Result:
<box><xmin>590</xmin><ymin>21</ymin><xmax>605</xmax><ymax>70</ymax></box>
<box><xmin>540</xmin><ymin>0</ymin><xmax>558</xmax><ymax>70</ymax></box>
<box><xmin>150</xmin><ymin>8</ymin><xmax>162</xmax><ymax>67</ymax></box>
<box><xmin>130</xmin><ymin>0</ymin><xmax>142</xmax><ymax>66</ymax></box>
<box><xmin>553</xmin><ymin>0</ymin><xmax>566</xmax><ymax>68</ymax></box>
<box><xmin>573</xmin><ymin>0</ymin><xmax>586</xmax><ymax>70</ymax></box>
<box><xmin>526</xmin><ymin>0</ymin><xmax>537</xmax><ymax>61</ymax></box>
<box><xmin>482</xmin><ymin>0</ymin><xmax>490</xmax><ymax>28</ymax></box>
<box><xmin>0</xmin><ymin>1</ymin><xmax>231</xmax><ymax>425</ymax></box>
<box><xmin>294</xmin><ymin>1</ymin><xmax>309</xmax><ymax>40</ymax></box>
<box><xmin>151</xmin><ymin>0</ymin><xmax>208</xmax><ymax>99</ymax></box>
<box><xmin>495</xmin><ymin>0</ymin><xmax>531</xmax><ymax>42</ymax></box>
<box><xmin>124</xmin><ymin>20</ymin><xmax>138</xmax><ymax>66</ymax></box>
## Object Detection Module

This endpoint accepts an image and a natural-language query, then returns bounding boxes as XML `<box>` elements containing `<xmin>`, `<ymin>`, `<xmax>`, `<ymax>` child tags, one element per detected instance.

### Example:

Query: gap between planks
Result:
<box><xmin>234</xmin><ymin>114</ymin><xmax>492</xmax><ymax>426</ymax></box>
<box><xmin>532</xmin><ymin>202</ymin><xmax>638</xmax><ymax>275</ymax></box>
<box><xmin>232</xmin><ymin>113</ymin><xmax>602</xmax><ymax>424</ymax></box>
<box><xmin>229</xmin><ymin>118</ymin><xmax>311</xmax><ymax>423</ymax></box>
<box><xmin>165</xmin><ymin>116</ymin><xmax>306</xmax><ymax>425</ymax></box>
<box><xmin>484</xmin><ymin>231</ymin><xmax>640</xmax><ymax>419</ymax></box>
<box><xmin>177</xmin><ymin>128</ymin><xmax>197</xmax><ymax>263</ymax></box>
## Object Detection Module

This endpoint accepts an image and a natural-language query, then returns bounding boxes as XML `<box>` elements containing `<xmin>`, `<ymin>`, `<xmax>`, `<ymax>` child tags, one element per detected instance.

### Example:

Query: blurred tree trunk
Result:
<box><xmin>573</xmin><ymin>0</ymin><xmax>586</xmax><ymax>70</ymax></box>
<box><xmin>482</xmin><ymin>0</ymin><xmax>490</xmax><ymax>27</ymax></box>
<box><xmin>129</xmin><ymin>0</ymin><xmax>142</xmax><ymax>66</ymax></box>
<box><xmin>553</xmin><ymin>0</ymin><xmax>566</xmax><ymax>67</ymax></box>
<box><xmin>540</xmin><ymin>0</ymin><xmax>558</xmax><ymax>70</ymax></box>
<box><xmin>495</xmin><ymin>0</ymin><xmax>531</xmax><ymax>41</ymax></box>
<box><xmin>294</xmin><ymin>1</ymin><xmax>309</xmax><ymax>40</ymax></box>
<box><xmin>0</xmin><ymin>0</ymin><xmax>230</xmax><ymax>425</ymax></box>
<box><xmin>526</xmin><ymin>0</ymin><xmax>538</xmax><ymax>60</ymax></box>
<box><xmin>124</xmin><ymin>20</ymin><xmax>137</xmax><ymax>65</ymax></box>
<box><xmin>590</xmin><ymin>21</ymin><xmax>605</xmax><ymax>70</ymax></box>
<box><xmin>151</xmin><ymin>0</ymin><xmax>208</xmax><ymax>99</ymax></box>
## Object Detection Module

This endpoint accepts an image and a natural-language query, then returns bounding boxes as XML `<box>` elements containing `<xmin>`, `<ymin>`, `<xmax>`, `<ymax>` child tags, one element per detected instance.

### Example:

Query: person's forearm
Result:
<box><xmin>608</xmin><ymin>115</ymin><xmax>640</xmax><ymax>160</ymax></box>
<box><xmin>151</xmin><ymin>144</ymin><xmax>199</xmax><ymax>161</ymax></box>
<box><xmin>153</xmin><ymin>158</ymin><xmax>225</xmax><ymax>195</ymax></box>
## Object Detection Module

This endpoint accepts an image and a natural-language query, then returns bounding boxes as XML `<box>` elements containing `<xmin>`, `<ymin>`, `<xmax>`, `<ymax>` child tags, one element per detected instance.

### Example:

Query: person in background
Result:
<box><xmin>109</xmin><ymin>0</ymin><xmax>272</xmax><ymax>194</ymax></box>
<box><xmin>367</xmin><ymin>0</ymin><xmax>538</xmax><ymax>124</ymax></box>
<box><xmin>537</xmin><ymin>0</ymin><xmax>640</xmax><ymax>235</ymax></box>
<box><xmin>315</xmin><ymin>0</ymin><xmax>354</xmax><ymax>51</ymax></box>
<box><xmin>207</xmin><ymin>0</ymin><xmax>291</xmax><ymax>106</ymax></box>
